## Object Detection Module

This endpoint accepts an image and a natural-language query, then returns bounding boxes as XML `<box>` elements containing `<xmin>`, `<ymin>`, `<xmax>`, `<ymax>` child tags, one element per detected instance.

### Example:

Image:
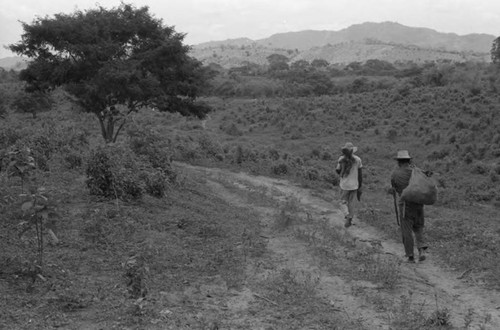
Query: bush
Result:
<box><xmin>302</xmin><ymin>167</ymin><xmax>320</xmax><ymax>181</ymax></box>
<box><xmin>221</xmin><ymin>122</ymin><xmax>243</xmax><ymax>136</ymax></box>
<box><xmin>143</xmin><ymin>170</ymin><xmax>168</xmax><ymax>198</ymax></box>
<box><xmin>385</xmin><ymin>128</ymin><xmax>398</xmax><ymax>142</ymax></box>
<box><xmin>0</xmin><ymin>127</ymin><xmax>22</xmax><ymax>148</ymax></box>
<box><xmin>197</xmin><ymin>134</ymin><xmax>224</xmax><ymax>160</ymax></box>
<box><xmin>128</xmin><ymin>128</ymin><xmax>176</xmax><ymax>182</ymax></box>
<box><xmin>86</xmin><ymin>145</ymin><xmax>145</xmax><ymax>201</ymax></box>
<box><xmin>470</xmin><ymin>161</ymin><xmax>489</xmax><ymax>175</ymax></box>
<box><xmin>64</xmin><ymin>151</ymin><xmax>83</xmax><ymax>169</ymax></box>
<box><xmin>232</xmin><ymin>145</ymin><xmax>259</xmax><ymax>164</ymax></box>
<box><xmin>271</xmin><ymin>163</ymin><xmax>288</xmax><ymax>175</ymax></box>
<box><xmin>322</xmin><ymin>172</ymin><xmax>340</xmax><ymax>186</ymax></box>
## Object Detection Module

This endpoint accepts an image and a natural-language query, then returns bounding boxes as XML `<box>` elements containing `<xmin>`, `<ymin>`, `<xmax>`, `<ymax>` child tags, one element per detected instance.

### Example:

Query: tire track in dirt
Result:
<box><xmin>201</xmin><ymin>177</ymin><xmax>387</xmax><ymax>329</ymax></box>
<box><xmin>180</xmin><ymin>163</ymin><xmax>500</xmax><ymax>329</ymax></box>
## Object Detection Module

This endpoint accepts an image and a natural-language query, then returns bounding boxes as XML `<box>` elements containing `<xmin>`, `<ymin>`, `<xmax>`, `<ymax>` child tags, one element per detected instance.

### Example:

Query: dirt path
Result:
<box><xmin>180</xmin><ymin>163</ymin><xmax>500</xmax><ymax>330</ymax></box>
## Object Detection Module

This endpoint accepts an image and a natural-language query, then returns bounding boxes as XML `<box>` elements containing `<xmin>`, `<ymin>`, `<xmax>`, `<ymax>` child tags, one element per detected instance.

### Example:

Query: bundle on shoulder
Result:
<box><xmin>401</xmin><ymin>167</ymin><xmax>437</xmax><ymax>205</ymax></box>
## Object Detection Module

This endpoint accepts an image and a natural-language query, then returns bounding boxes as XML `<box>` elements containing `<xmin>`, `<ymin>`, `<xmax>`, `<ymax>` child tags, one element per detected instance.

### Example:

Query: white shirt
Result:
<box><xmin>336</xmin><ymin>155</ymin><xmax>362</xmax><ymax>190</ymax></box>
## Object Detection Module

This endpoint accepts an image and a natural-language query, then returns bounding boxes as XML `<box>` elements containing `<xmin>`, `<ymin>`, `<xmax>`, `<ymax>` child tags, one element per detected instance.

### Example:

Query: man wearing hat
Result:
<box><xmin>336</xmin><ymin>142</ymin><xmax>363</xmax><ymax>228</ymax></box>
<box><xmin>390</xmin><ymin>150</ymin><xmax>428</xmax><ymax>263</ymax></box>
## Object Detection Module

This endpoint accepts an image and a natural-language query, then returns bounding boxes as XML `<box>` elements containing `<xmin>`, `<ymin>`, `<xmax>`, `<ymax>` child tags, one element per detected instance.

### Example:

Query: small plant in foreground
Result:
<box><xmin>425</xmin><ymin>307</ymin><xmax>451</xmax><ymax>327</ymax></box>
<box><xmin>18</xmin><ymin>187</ymin><xmax>59</xmax><ymax>273</ymax></box>
<box><xmin>123</xmin><ymin>255</ymin><xmax>148</xmax><ymax>299</ymax></box>
<box><xmin>3</xmin><ymin>146</ymin><xmax>36</xmax><ymax>192</ymax></box>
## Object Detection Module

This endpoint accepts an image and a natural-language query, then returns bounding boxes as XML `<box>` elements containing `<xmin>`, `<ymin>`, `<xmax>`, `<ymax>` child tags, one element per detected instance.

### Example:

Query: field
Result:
<box><xmin>1</xmin><ymin>62</ymin><xmax>500</xmax><ymax>330</ymax></box>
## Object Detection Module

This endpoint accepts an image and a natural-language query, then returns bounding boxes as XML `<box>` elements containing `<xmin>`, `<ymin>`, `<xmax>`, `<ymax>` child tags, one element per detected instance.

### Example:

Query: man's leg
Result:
<box><xmin>413</xmin><ymin>205</ymin><xmax>427</xmax><ymax>261</ymax></box>
<box><xmin>401</xmin><ymin>204</ymin><xmax>415</xmax><ymax>261</ymax></box>
<box><xmin>339</xmin><ymin>189</ymin><xmax>349</xmax><ymax>216</ymax></box>
<box><xmin>346</xmin><ymin>190</ymin><xmax>356</xmax><ymax>220</ymax></box>
<box><xmin>340</xmin><ymin>190</ymin><xmax>355</xmax><ymax>227</ymax></box>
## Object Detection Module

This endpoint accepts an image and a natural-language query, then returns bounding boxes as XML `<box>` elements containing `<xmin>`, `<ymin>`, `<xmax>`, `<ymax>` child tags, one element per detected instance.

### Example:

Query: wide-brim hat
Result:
<box><xmin>341</xmin><ymin>142</ymin><xmax>357</xmax><ymax>153</ymax></box>
<box><xmin>395</xmin><ymin>150</ymin><xmax>412</xmax><ymax>159</ymax></box>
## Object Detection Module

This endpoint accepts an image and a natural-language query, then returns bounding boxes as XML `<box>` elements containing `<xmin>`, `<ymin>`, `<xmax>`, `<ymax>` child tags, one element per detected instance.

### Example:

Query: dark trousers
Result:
<box><xmin>400</xmin><ymin>202</ymin><xmax>426</xmax><ymax>257</ymax></box>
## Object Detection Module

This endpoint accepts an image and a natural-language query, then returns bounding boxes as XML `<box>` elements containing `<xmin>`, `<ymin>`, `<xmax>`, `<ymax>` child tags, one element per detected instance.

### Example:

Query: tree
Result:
<box><xmin>11</xmin><ymin>91</ymin><xmax>53</xmax><ymax>119</ymax></box>
<box><xmin>311</xmin><ymin>59</ymin><xmax>329</xmax><ymax>69</ymax></box>
<box><xmin>492</xmin><ymin>36</ymin><xmax>500</xmax><ymax>64</ymax></box>
<box><xmin>10</xmin><ymin>3</ymin><xmax>211</xmax><ymax>143</ymax></box>
<box><xmin>290</xmin><ymin>60</ymin><xmax>310</xmax><ymax>71</ymax></box>
<box><xmin>266</xmin><ymin>54</ymin><xmax>289</xmax><ymax>66</ymax></box>
<box><xmin>0</xmin><ymin>92</ymin><xmax>6</xmax><ymax>118</ymax></box>
<box><xmin>362</xmin><ymin>59</ymin><xmax>396</xmax><ymax>75</ymax></box>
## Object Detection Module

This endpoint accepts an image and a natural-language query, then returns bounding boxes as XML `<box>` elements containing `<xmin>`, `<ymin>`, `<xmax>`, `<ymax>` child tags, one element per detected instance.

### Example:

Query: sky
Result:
<box><xmin>1</xmin><ymin>0</ymin><xmax>499</xmax><ymax>58</ymax></box>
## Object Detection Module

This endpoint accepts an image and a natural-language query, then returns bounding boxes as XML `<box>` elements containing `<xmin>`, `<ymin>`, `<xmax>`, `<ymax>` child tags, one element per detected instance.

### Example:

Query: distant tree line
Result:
<box><xmin>203</xmin><ymin>53</ymin><xmax>498</xmax><ymax>98</ymax></box>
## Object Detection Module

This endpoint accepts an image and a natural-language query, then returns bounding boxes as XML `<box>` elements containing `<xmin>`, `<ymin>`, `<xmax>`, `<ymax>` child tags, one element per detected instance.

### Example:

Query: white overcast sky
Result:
<box><xmin>1</xmin><ymin>0</ymin><xmax>499</xmax><ymax>58</ymax></box>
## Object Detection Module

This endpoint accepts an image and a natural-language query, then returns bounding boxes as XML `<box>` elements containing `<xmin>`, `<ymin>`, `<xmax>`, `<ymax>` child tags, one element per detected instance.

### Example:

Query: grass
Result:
<box><xmin>292</xmin><ymin>214</ymin><xmax>402</xmax><ymax>290</ymax></box>
<box><xmin>2</xmin><ymin>65</ymin><xmax>500</xmax><ymax>328</ymax></box>
<box><xmin>0</xmin><ymin>144</ymin><xmax>269</xmax><ymax>328</ymax></box>
<box><xmin>273</xmin><ymin>195</ymin><xmax>305</xmax><ymax>230</ymax></box>
<box><xmin>388</xmin><ymin>291</ymin><xmax>452</xmax><ymax>330</ymax></box>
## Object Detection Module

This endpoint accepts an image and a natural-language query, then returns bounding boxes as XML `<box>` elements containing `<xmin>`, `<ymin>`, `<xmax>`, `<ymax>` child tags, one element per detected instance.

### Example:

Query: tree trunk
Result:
<box><xmin>97</xmin><ymin>111</ymin><xmax>127</xmax><ymax>143</ymax></box>
<box><xmin>98</xmin><ymin>114</ymin><xmax>114</xmax><ymax>144</ymax></box>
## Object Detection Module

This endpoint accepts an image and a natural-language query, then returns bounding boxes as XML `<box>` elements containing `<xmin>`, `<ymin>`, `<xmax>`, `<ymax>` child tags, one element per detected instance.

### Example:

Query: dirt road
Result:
<box><xmin>180</xmin><ymin>163</ymin><xmax>500</xmax><ymax>329</ymax></box>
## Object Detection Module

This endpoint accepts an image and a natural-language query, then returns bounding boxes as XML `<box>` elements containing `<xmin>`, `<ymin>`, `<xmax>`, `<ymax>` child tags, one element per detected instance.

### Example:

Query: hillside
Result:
<box><xmin>0</xmin><ymin>57</ymin><xmax>28</xmax><ymax>71</ymax></box>
<box><xmin>190</xmin><ymin>22</ymin><xmax>494</xmax><ymax>68</ymax></box>
<box><xmin>191</xmin><ymin>40</ymin><xmax>489</xmax><ymax>68</ymax></box>
<box><xmin>257</xmin><ymin>22</ymin><xmax>494</xmax><ymax>52</ymax></box>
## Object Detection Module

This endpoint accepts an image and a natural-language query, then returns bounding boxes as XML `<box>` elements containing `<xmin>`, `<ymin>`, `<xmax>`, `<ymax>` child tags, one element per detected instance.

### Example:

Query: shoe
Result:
<box><xmin>418</xmin><ymin>249</ymin><xmax>426</xmax><ymax>262</ymax></box>
<box><xmin>407</xmin><ymin>256</ymin><xmax>415</xmax><ymax>263</ymax></box>
<box><xmin>344</xmin><ymin>217</ymin><xmax>352</xmax><ymax>228</ymax></box>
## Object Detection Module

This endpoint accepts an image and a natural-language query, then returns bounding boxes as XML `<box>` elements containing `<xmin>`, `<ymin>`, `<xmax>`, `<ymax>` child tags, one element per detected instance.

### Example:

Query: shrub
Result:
<box><xmin>322</xmin><ymin>172</ymin><xmax>340</xmax><ymax>186</ymax></box>
<box><xmin>0</xmin><ymin>144</ymin><xmax>35</xmax><ymax>186</ymax></box>
<box><xmin>463</xmin><ymin>152</ymin><xmax>474</xmax><ymax>164</ymax></box>
<box><xmin>232</xmin><ymin>145</ymin><xmax>259</xmax><ymax>164</ymax></box>
<box><xmin>303</xmin><ymin>167</ymin><xmax>320</xmax><ymax>181</ymax></box>
<box><xmin>128</xmin><ymin>128</ymin><xmax>176</xmax><ymax>182</ymax></box>
<box><xmin>64</xmin><ymin>151</ymin><xmax>83</xmax><ymax>170</ymax></box>
<box><xmin>86</xmin><ymin>145</ymin><xmax>145</xmax><ymax>201</ymax></box>
<box><xmin>271</xmin><ymin>163</ymin><xmax>288</xmax><ymax>175</ymax></box>
<box><xmin>198</xmin><ymin>134</ymin><xmax>224</xmax><ymax>160</ymax></box>
<box><xmin>470</xmin><ymin>161</ymin><xmax>489</xmax><ymax>175</ymax></box>
<box><xmin>143</xmin><ymin>170</ymin><xmax>168</xmax><ymax>198</ymax></box>
<box><xmin>268</xmin><ymin>148</ymin><xmax>280</xmax><ymax>161</ymax></box>
<box><xmin>0</xmin><ymin>127</ymin><xmax>22</xmax><ymax>148</ymax></box>
<box><xmin>385</xmin><ymin>128</ymin><xmax>398</xmax><ymax>142</ymax></box>
<box><xmin>221</xmin><ymin>122</ymin><xmax>243</xmax><ymax>136</ymax></box>
<box><xmin>426</xmin><ymin>148</ymin><xmax>450</xmax><ymax>161</ymax></box>
<box><xmin>321</xmin><ymin>151</ymin><xmax>333</xmax><ymax>161</ymax></box>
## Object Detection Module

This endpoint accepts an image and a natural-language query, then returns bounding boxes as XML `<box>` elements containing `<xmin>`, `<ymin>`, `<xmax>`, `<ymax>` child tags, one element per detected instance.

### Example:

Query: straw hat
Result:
<box><xmin>341</xmin><ymin>142</ymin><xmax>357</xmax><ymax>153</ymax></box>
<box><xmin>395</xmin><ymin>150</ymin><xmax>412</xmax><ymax>159</ymax></box>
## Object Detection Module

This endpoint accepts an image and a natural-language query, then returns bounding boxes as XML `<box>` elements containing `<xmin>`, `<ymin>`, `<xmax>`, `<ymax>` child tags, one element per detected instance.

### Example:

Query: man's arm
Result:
<box><xmin>357</xmin><ymin>168</ymin><xmax>363</xmax><ymax>189</ymax></box>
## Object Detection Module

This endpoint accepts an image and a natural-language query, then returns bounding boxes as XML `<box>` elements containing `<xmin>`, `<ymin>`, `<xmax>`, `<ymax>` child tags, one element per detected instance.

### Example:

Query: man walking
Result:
<box><xmin>336</xmin><ymin>142</ymin><xmax>363</xmax><ymax>228</ymax></box>
<box><xmin>390</xmin><ymin>150</ymin><xmax>428</xmax><ymax>263</ymax></box>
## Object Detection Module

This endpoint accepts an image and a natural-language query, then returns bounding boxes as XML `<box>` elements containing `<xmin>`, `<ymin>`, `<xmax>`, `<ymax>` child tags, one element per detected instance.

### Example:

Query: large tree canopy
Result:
<box><xmin>10</xmin><ymin>3</ymin><xmax>211</xmax><ymax>142</ymax></box>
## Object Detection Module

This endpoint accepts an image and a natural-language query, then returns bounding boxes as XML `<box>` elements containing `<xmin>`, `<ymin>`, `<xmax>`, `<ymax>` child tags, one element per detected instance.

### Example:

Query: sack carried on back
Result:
<box><xmin>401</xmin><ymin>167</ymin><xmax>437</xmax><ymax>205</ymax></box>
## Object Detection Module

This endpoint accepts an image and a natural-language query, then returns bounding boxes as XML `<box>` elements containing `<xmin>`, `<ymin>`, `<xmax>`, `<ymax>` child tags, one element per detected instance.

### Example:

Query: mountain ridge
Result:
<box><xmin>1</xmin><ymin>22</ymin><xmax>496</xmax><ymax>70</ymax></box>
<box><xmin>194</xmin><ymin>21</ymin><xmax>495</xmax><ymax>53</ymax></box>
<box><xmin>190</xmin><ymin>22</ymin><xmax>494</xmax><ymax>68</ymax></box>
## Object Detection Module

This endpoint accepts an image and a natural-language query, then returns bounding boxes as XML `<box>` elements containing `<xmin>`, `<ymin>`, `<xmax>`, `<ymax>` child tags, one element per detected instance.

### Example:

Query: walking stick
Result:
<box><xmin>392</xmin><ymin>192</ymin><xmax>400</xmax><ymax>226</ymax></box>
